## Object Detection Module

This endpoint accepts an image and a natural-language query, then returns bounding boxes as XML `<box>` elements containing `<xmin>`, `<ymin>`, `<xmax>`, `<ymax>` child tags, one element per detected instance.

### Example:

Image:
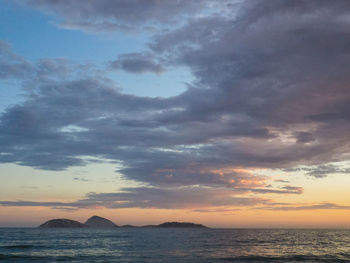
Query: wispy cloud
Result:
<box><xmin>19</xmin><ymin>186</ymin><xmax>38</xmax><ymax>190</ymax></box>
<box><xmin>20</xmin><ymin>0</ymin><xmax>213</xmax><ymax>32</ymax></box>
<box><xmin>0</xmin><ymin>186</ymin><xmax>272</xmax><ymax>210</ymax></box>
<box><xmin>2</xmin><ymin>193</ymin><xmax>349</xmax><ymax>213</ymax></box>
<box><xmin>73</xmin><ymin>177</ymin><xmax>90</xmax><ymax>182</ymax></box>
<box><xmin>110</xmin><ymin>53</ymin><xmax>165</xmax><ymax>74</ymax></box>
<box><xmin>255</xmin><ymin>203</ymin><xmax>350</xmax><ymax>211</ymax></box>
<box><xmin>284</xmin><ymin>164</ymin><xmax>350</xmax><ymax>178</ymax></box>
<box><xmin>193</xmin><ymin>208</ymin><xmax>241</xmax><ymax>214</ymax></box>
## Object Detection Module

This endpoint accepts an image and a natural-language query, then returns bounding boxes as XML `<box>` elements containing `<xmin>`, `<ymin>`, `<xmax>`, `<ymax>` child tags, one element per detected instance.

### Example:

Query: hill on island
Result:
<box><xmin>84</xmin><ymin>215</ymin><xmax>118</xmax><ymax>228</ymax></box>
<box><xmin>39</xmin><ymin>219</ymin><xmax>87</xmax><ymax>228</ymax></box>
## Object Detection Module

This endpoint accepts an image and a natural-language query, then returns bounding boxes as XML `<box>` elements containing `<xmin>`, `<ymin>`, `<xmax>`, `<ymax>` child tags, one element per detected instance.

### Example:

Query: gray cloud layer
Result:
<box><xmin>0</xmin><ymin>186</ymin><xmax>270</xmax><ymax>210</ymax></box>
<box><xmin>110</xmin><ymin>53</ymin><xmax>165</xmax><ymax>74</ymax></box>
<box><xmin>1</xmin><ymin>189</ymin><xmax>348</xmax><ymax>212</ymax></box>
<box><xmin>1</xmin><ymin>0</ymin><xmax>350</xmax><ymax>209</ymax></box>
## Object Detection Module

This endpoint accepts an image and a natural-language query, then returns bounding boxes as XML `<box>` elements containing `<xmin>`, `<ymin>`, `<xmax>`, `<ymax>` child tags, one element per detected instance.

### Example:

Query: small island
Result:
<box><xmin>39</xmin><ymin>219</ymin><xmax>88</xmax><ymax>228</ymax></box>
<box><xmin>39</xmin><ymin>216</ymin><xmax>207</xmax><ymax>228</ymax></box>
<box><xmin>157</xmin><ymin>222</ymin><xmax>206</xmax><ymax>228</ymax></box>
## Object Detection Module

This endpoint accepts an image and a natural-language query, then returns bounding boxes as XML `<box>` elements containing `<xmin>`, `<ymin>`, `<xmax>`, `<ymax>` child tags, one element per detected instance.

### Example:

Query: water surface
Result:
<box><xmin>0</xmin><ymin>228</ymin><xmax>349</xmax><ymax>262</ymax></box>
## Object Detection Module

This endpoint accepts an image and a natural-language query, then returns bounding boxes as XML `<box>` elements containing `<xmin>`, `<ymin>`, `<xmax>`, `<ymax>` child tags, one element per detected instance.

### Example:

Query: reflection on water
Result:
<box><xmin>0</xmin><ymin>228</ymin><xmax>350</xmax><ymax>262</ymax></box>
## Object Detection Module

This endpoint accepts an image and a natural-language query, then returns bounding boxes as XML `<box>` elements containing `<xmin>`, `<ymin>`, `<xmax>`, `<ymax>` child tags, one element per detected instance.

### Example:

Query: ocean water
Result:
<box><xmin>0</xmin><ymin>228</ymin><xmax>349</xmax><ymax>262</ymax></box>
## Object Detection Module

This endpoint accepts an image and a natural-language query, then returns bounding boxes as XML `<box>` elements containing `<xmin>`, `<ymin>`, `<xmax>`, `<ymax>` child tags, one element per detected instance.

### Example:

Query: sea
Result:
<box><xmin>0</xmin><ymin>228</ymin><xmax>349</xmax><ymax>262</ymax></box>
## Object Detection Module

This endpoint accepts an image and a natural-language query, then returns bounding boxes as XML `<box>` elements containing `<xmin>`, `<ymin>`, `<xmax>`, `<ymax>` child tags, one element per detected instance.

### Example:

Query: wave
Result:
<box><xmin>218</xmin><ymin>255</ymin><xmax>350</xmax><ymax>262</ymax></box>
<box><xmin>0</xmin><ymin>253</ymin><xmax>46</xmax><ymax>260</ymax></box>
<box><xmin>1</xmin><ymin>244</ymin><xmax>47</xmax><ymax>249</ymax></box>
<box><xmin>0</xmin><ymin>254</ymin><xmax>96</xmax><ymax>261</ymax></box>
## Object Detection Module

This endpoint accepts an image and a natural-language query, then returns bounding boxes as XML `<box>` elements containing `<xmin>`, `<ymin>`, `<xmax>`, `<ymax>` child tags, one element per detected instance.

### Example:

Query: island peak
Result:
<box><xmin>84</xmin><ymin>215</ymin><xmax>118</xmax><ymax>228</ymax></box>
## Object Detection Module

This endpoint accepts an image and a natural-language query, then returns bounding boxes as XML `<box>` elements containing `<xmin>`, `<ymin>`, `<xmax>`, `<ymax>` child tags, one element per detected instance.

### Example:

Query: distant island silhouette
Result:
<box><xmin>85</xmin><ymin>215</ymin><xmax>118</xmax><ymax>228</ymax></box>
<box><xmin>39</xmin><ymin>219</ymin><xmax>87</xmax><ymax>228</ymax></box>
<box><xmin>39</xmin><ymin>216</ymin><xmax>207</xmax><ymax>228</ymax></box>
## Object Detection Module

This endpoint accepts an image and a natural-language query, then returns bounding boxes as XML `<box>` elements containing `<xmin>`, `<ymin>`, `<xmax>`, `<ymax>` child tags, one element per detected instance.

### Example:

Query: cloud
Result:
<box><xmin>284</xmin><ymin>164</ymin><xmax>350</xmax><ymax>178</ymax></box>
<box><xmin>110</xmin><ymin>53</ymin><xmax>165</xmax><ymax>74</ymax></box>
<box><xmin>0</xmin><ymin>40</ymin><xmax>32</xmax><ymax>79</ymax></box>
<box><xmin>193</xmin><ymin>208</ymin><xmax>241</xmax><ymax>214</ymax></box>
<box><xmin>240</xmin><ymin>186</ymin><xmax>303</xmax><ymax>195</ymax></box>
<box><xmin>1</xmin><ymin>189</ymin><xmax>348</xmax><ymax>212</ymax></box>
<box><xmin>294</xmin><ymin>132</ymin><xmax>315</xmax><ymax>144</ymax></box>
<box><xmin>147</xmin><ymin>0</ymin><xmax>350</xmax><ymax>171</ymax></box>
<box><xmin>256</xmin><ymin>203</ymin><xmax>350</xmax><ymax>211</ymax></box>
<box><xmin>0</xmin><ymin>186</ymin><xmax>271</xmax><ymax>210</ymax></box>
<box><xmin>0</xmin><ymin>41</ymin><xmax>96</xmax><ymax>82</ymax></box>
<box><xmin>20</xmin><ymin>0</ymin><xmax>214</xmax><ymax>32</ymax></box>
<box><xmin>51</xmin><ymin>207</ymin><xmax>80</xmax><ymax>212</ymax></box>
<box><xmin>20</xmin><ymin>186</ymin><xmax>38</xmax><ymax>190</ymax></box>
<box><xmin>274</xmin><ymin>180</ymin><xmax>290</xmax><ymax>183</ymax></box>
<box><xmin>73</xmin><ymin>177</ymin><xmax>89</xmax><ymax>182</ymax></box>
<box><xmin>1</xmin><ymin>0</ymin><xmax>350</xmax><ymax>210</ymax></box>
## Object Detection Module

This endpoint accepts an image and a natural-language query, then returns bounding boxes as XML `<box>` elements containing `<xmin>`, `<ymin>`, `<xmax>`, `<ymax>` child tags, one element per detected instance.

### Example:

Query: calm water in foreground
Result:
<box><xmin>0</xmin><ymin>228</ymin><xmax>349</xmax><ymax>262</ymax></box>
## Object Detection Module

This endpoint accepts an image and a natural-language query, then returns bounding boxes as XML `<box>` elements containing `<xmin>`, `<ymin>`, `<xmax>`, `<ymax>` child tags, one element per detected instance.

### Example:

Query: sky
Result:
<box><xmin>0</xmin><ymin>0</ymin><xmax>350</xmax><ymax>228</ymax></box>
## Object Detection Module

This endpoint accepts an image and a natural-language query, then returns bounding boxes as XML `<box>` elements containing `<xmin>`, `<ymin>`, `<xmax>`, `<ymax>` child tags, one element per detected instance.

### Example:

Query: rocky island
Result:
<box><xmin>39</xmin><ymin>219</ymin><xmax>87</xmax><ymax>228</ymax></box>
<box><xmin>39</xmin><ymin>216</ymin><xmax>207</xmax><ymax>228</ymax></box>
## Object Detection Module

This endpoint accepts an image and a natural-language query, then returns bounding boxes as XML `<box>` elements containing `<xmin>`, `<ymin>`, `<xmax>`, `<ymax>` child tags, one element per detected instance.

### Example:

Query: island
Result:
<box><xmin>157</xmin><ymin>222</ymin><xmax>207</xmax><ymax>228</ymax></box>
<box><xmin>38</xmin><ymin>216</ymin><xmax>207</xmax><ymax>228</ymax></box>
<box><xmin>119</xmin><ymin>222</ymin><xmax>207</xmax><ymax>228</ymax></box>
<box><xmin>39</xmin><ymin>219</ymin><xmax>88</xmax><ymax>228</ymax></box>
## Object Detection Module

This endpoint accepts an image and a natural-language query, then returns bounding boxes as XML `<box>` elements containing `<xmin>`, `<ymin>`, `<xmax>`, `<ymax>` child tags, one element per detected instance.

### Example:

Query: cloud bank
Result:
<box><xmin>1</xmin><ymin>0</ymin><xmax>350</xmax><ymax>210</ymax></box>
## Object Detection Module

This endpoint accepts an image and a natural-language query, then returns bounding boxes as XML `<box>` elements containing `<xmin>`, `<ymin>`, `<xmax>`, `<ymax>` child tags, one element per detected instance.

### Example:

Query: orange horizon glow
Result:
<box><xmin>1</xmin><ymin>206</ymin><xmax>350</xmax><ymax>229</ymax></box>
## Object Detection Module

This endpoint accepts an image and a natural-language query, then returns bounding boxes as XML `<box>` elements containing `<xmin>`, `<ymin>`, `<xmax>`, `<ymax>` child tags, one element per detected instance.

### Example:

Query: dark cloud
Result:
<box><xmin>148</xmin><ymin>0</ymin><xmax>350</xmax><ymax>171</ymax></box>
<box><xmin>294</xmin><ymin>132</ymin><xmax>315</xmax><ymax>144</ymax></box>
<box><xmin>110</xmin><ymin>53</ymin><xmax>165</xmax><ymax>74</ymax></box>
